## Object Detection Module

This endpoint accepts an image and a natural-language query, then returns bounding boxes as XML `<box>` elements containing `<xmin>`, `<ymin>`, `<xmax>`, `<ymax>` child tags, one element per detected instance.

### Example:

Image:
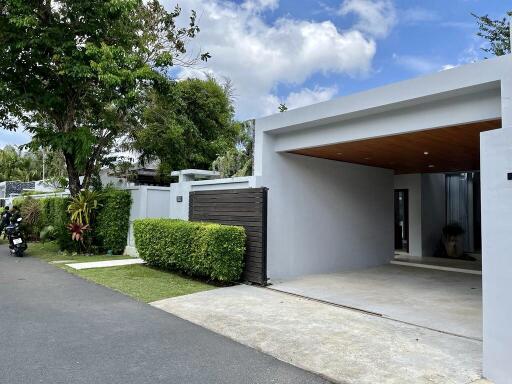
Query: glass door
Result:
<box><xmin>394</xmin><ymin>189</ymin><xmax>409</xmax><ymax>252</ymax></box>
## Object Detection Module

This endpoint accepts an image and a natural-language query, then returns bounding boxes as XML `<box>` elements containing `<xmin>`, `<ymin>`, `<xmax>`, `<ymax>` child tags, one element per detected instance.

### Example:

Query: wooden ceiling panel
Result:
<box><xmin>290</xmin><ymin>119</ymin><xmax>501</xmax><ymax>174</ymax></box>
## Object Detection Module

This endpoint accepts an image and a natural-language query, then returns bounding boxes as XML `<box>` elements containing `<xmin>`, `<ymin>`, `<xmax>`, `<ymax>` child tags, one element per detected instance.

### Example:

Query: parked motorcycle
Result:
<box><xmin>6</xmin><ymin>217</ymin><xmax>28</xmax><ymax>257</ymax></box>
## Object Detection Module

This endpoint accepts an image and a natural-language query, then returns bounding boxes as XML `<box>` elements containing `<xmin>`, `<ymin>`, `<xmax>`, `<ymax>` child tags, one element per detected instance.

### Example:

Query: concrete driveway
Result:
<box><xmin>153</xmin><ymin>284</ymin><xmax>484</xmax><ymax>384</ymax></box>
<box><xmin>271</xmin><ymin>265</ymin><xmax>482</xmax><ymax>340</ymax></box>
<box><xmin>0</xmin><ymin>245</ymin><xmax>328</xmax><ymax>384</ymax></box>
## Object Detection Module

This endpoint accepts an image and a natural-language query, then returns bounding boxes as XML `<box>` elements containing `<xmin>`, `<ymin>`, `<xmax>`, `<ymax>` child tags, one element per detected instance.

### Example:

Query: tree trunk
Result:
<box><xmin>64</xmin><ymin>152</ymin><xmax>81</xmax><ymax>196</ymax></box>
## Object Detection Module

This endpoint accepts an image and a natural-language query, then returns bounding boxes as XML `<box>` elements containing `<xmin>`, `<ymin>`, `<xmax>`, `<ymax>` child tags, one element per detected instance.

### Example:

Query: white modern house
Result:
<box><xmin>130</xmin><ymin>54</ymin><xmax>511</xmax><ymax>382</ymax></box>
<box><xmin>253</xmin><ymin>54</ymin><xmax>512</xmax><ymax>383</ymax></box>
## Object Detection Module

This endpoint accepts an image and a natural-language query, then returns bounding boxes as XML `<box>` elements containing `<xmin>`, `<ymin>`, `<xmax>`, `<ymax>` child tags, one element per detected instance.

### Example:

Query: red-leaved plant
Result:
<box><xmin>68</xmin><ymin>222</ymin><xmax>89</xmax><ymax>242</ymax></box>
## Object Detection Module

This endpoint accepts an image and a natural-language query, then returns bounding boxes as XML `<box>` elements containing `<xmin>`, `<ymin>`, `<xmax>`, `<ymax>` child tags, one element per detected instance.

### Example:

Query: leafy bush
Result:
<box><xmin>39</xmin><ymin>225</ymin><xmax>55</xmax><ymax>243</ymax></box>
<box><xmin>14</xmin><ymin>188</ymin><xmax>132</xmax><ymax>254</ymax></box>
<box><xmin>19</xmin><ymin>197</ymin><xmax>43</xmax><ymax>240</ymax></box>
<box><xmin>134</xmin><ymin>219</ymin><xmax>246</xmax><ymax>282</ymax></box>
<box><xmin>40</xmin><ymin>197</ymin><xmax>73</xmax><ymax>250</ymax></box>
<box><xmin>95</xmin><ymin>189</ymin><xmax>132</xmax><ymax>254</ymax></box>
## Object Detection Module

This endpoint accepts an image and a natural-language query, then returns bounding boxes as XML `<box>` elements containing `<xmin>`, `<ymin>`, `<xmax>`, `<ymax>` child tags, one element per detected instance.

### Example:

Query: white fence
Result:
<box><xmin>125</xmin><ymin>186</ymin><xmax>172</xmax><ymax>255</ymax></box>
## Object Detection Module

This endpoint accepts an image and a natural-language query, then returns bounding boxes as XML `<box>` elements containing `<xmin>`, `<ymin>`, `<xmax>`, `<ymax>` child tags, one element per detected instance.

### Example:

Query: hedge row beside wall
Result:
<box><xmin>40</xmin><ymin>196</ymin><xmax>73</xmax><ymax>250</ymax></box>
<box><xmin>95</xmin><ymin>189</ymin><xmax>132</xmax><ymax>254</ymax></box>
<box><xmin>133</xmin><ymin>219</ymin><xmax>246</xmax><ymax>282</ymax></box>
<box><xmin>14</xmin><ymin>189</ymin><xmax>132</xmax><ymax>254</ymax></box>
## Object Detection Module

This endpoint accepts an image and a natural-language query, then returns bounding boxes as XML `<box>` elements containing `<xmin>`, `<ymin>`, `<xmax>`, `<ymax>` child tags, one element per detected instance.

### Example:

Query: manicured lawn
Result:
<box><xmin>25</xmin><ymin>241</ymin><xmax>218</xmax><ymax>302</ymax></box>
<box><xmin>73</xmin><ymin>264</ymin><xmax>217</xmax><ymax>303</ymax></box>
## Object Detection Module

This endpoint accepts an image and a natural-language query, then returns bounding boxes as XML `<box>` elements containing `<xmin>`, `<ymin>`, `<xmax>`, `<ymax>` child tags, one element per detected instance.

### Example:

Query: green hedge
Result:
<box><xmin>39</xmin><ymin>196</ymin><xmax>72</xmax><ymax>250</ymax></box>
<box><xmin>133</xmin><ymin>219</ymin><xmax>246</xmax><ymax>282</ymax></box>
<box><xmin>14</xmin><ymin>189</ymin><xmax>132</xmax><ymax>254</ymax></box>
<box><xmin>95</xmin><ymin>189</ymin><xmax>132</xmax><ymax>254</ymax></box>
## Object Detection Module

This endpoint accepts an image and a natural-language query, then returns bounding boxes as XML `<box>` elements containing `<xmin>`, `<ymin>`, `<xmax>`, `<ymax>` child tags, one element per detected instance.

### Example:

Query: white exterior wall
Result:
<box><xmin>258</xmin><ymin>133</ymin><xmax>393</xmax><ymax>280</ymax></box>
<box><xmin>394</xmin><ymin>174</ymin><xmax>422</xmax><ymax>257</ymax></box>
<box><xmin>124</xmin><ymin>186</ymin><xmax>171</xmax><ymax>256</ymax></box>
<box><xmin>481</xmin><ymin>72</ymin><xmax>512</xmax><ymax>383</ymax></box>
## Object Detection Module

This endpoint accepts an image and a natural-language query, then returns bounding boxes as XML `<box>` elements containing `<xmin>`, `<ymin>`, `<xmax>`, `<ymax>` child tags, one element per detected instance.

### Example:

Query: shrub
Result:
<box><xmin>39</xmin><ymin>225</ymin><xmax>55</xmax><ymax>243</ymax></box>
<box><xmin>13</xmin><ymin>189</ymin><xmax>132</xmax><ymax>254</ymax></box>
<box><xmin>39</xmin><ymin>197</ymin><xmax>72</xmax><ymax>250</ymax></box>
<box><xmin>134</xmin><ymin>219</ymin><xmax>246</xmax><ymax>282</ymax></box>
<box><xmin>95</xmin><ymin>189</ymin><xmax>132</xmax><ymax>254</ymax></box>
<box><xmin>19</xmin><ymin>197</ymin><xmax>43</xmax><ymax>240</ymax></box>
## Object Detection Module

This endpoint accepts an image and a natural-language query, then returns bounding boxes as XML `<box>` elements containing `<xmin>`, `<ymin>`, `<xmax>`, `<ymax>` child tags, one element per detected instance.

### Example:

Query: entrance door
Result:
<box><xmin>394</xmin><ymin>189</ymin><xmax>409</xmax><ymax>252</ymax></box>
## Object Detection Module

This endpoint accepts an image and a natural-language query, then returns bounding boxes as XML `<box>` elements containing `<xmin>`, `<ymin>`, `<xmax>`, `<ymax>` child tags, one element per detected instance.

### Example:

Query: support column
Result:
<box><xmin>481</xmin><ymin>74</ymin><xmax>512</xmax><ymax>384</ymax></box>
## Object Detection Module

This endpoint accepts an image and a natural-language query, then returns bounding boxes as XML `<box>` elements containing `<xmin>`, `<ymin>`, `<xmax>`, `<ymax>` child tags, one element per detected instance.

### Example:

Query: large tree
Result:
<box><xmin>132</xmin><ymin>77</ymin><xmax>239</xmax><ymax>175</ymax></box>
<box><xmin>472</xmin><ymin>10</ymin><xmax>511</xmax><ymax>57</ymax></box>
<box><xmin>0</xmin><ymin>1</ymin><xmax>207</xmax><ymax>195</ymax></box>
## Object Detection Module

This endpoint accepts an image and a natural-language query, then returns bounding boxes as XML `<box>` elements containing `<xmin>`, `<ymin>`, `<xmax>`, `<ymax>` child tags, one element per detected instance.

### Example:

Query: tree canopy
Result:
<box><xmin>132</xmin><ymin>77</ymin><xmax>240</xmax><ymax>177</ymax></box>
<box><xmin>0</xmin><ymin>0</ymin><xmax>207</xmax><ymax>195</ymax></box>
<box><xmin>473</xmin><ymin>10</ymin><xmax>512</xmax><ymax>57</ymax></box>
<box><xmin>0</xmin><ymin>146</ymin><xmax>66</xmax><ymax>182</ymax></box>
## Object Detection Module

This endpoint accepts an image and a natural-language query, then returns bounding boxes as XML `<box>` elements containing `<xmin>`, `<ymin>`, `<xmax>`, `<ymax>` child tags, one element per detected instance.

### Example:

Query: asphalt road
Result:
<box><xmin>0</xmin><ymin>245</ymin><xmax>329</xmax><ymax>384</ymax></box>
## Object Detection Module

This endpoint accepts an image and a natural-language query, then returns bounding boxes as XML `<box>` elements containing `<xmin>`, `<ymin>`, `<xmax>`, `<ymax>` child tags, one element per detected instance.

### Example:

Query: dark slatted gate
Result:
<box><xmin>189</xmin><ymin>188</ymin><xmax>268</xmax><ymax>285</ymax></box>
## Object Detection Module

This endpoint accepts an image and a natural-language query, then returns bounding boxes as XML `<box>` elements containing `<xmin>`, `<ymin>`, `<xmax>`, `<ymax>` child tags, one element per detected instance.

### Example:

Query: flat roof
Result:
<box><xmin>256</xmin><ymin>55</ymin><xmax>511</xmax><ymax>135</ymax></box>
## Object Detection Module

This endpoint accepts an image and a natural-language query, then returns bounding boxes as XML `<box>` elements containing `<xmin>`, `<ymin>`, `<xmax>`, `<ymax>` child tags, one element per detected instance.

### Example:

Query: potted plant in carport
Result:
<box><xmin>435</xmin><ymin>223</ymin><xmax>465</xmax><ymax>259</ymax></box>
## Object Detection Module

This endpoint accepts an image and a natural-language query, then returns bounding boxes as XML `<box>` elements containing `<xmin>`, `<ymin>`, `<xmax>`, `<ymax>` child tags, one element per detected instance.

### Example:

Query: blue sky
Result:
<box><xmin>1</xmin><ymin>0</ymin><xmax>510</xmax><ymax>148</ymax></box>
<box><xmin>267</xmin><ymin>0</ymin><xmax>509</xmax><ymax>97</ymax></box>
<box><xmin>174</xmin><ymin>0</ymin><xmax>510</xmax><ymax>119</ymax></box>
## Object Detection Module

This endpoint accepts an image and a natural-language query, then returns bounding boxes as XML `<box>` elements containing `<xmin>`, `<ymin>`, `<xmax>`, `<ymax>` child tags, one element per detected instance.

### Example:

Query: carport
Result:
<box><xmin>254</xmin><ymin>55</ymin><xmax>512</xmax><ymax>382</ymax></box>
<box><xmin>268</xmin><ymin>118</ymin><xmax>498</xmax><ymax>341</ymax></box>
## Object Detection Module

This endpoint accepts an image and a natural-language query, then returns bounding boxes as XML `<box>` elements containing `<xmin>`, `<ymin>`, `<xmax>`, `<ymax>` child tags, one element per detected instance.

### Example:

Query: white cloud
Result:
<box><xmin>241</xmin><ymin>0</ymin><xmax>279</xmax><ymax>12</ymax></box>
<box><xmin>338</xmin><ymin>0</ymin><xmax>396</xmax><ymax>38</ymax></box>
<box><xmin>286</xmin><ymin>86</ymin><xmax>339</xmax><ymax>110</ymax></box>
<box><xmin>392</xmin><ymin>53</ymin><xmax>442</xmax><ymax>74</ymax></box>
<box><xmin>440</xmin><ymin>64</ymin><xmax>457</xmax><ymax>71</ymax></box>
<box><xmin>262</xmin><ymin>86</ymin><xmax>338</xmax><ymax>115</ymax></box>
<box><xmin>400</xmin><ymin>7</ymin><xmax>439</xmax><ymax>24</ymax></box>
<box><xmin>168</xmin><ymin>0</ymin><xmax>392</xmax><ymax>119</ymax></box>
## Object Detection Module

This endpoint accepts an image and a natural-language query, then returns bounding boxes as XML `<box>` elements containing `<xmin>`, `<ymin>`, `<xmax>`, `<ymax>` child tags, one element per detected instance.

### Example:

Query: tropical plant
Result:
<box><xmin>18</xmin><ymin>197</ymin><xmax>43</xmax><ymax>240</ymax></box>
<box><xmin>20</xmin><ymin>198</ymin><xmax>41</xmax><ymax>227</ymax></box>
<box><xmin>68</xmin><ymin>222</ymin><xmax>90</xmax><ymax>242</ymax></box>
<box><xmin>67</xmin><ymin>191</ymin><xmax>100</xmax><ymax>226</ymax></box>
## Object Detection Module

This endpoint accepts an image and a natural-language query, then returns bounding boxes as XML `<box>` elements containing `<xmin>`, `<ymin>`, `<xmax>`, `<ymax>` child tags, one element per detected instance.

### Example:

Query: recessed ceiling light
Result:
<box><xmin>424</xmin><ymin>151</ymin><xmax>429</xmax><ymax>155</ymax></box>
<box><xmin>428</xmin><ymin>164</ymin><xmax>435</xmax><ymax>168</ymax></box>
